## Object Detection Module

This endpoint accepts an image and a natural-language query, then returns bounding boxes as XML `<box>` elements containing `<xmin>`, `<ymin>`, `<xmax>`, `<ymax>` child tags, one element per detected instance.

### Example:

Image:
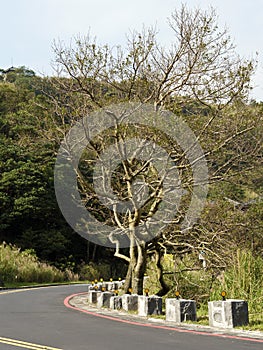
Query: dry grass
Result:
<box><xmin>0</xmin><ymin>242</ymin><xmax>78</xmax><ymax>284</ymax></box>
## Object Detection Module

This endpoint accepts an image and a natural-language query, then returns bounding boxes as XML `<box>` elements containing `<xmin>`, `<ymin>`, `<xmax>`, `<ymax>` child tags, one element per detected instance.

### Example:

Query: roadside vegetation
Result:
<box><xmin>0</xmin><ymin>242</ymin><xmax>78</xmax><ymax>285</ymax></box>
<box><xmin>144</xmin><ymin>249</ymin><xmax>263</xmax><ymax>330</ymax></box>
<box><xmin>0</xmin><ymin>3</ymin><xmax>262</xmax><ymax>330</ymax></box>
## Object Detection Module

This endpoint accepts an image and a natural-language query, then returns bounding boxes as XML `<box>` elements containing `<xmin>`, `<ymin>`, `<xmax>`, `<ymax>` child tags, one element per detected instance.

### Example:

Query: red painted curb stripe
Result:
<box><xmin>64</xmin><ymin>293</ymin><xmax>263</xmax><ymax>344</ymax></box>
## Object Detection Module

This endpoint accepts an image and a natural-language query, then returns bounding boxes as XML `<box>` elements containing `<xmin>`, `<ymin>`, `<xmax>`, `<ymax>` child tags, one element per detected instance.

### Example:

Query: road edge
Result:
<box><xmin>64</xmin><ymin>292</ymin><xmax>263</xmax><ymax>343</ymax></box>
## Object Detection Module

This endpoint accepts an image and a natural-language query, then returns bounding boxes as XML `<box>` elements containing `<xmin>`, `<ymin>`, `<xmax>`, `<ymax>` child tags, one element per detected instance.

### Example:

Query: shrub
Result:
<box><xmin>210</xmin><ymin>249</ymin><xmax>263</xmax><ymax>321</ymax></box>
<box><xmin>0</xmin><ymin>242</ymin><xmax>77</xmax><ymax>284</ymax></box>
<box><xmin>145</xmin><ymin>249</ymin><xmax>263</xmax><ymax>322</ymax></box>
<box><xmin>78</xmin><ymin>262</ymin><xmax>112</xmax><ymax>281</ymax></box>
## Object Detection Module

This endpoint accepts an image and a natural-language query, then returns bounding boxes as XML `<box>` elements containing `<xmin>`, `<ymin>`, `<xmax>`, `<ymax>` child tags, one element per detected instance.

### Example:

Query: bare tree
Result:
<box><xmin>50</xmin><ymin>5</ymin><xmax>259</xmax><ymax>294</ymax></box>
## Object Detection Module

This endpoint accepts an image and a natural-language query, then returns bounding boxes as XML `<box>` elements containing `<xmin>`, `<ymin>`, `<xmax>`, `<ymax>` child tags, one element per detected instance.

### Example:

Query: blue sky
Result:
<box><xmin>1</xmin><ymin>0</ymin><xmax>262</xmax><ymax>100</ymax></box>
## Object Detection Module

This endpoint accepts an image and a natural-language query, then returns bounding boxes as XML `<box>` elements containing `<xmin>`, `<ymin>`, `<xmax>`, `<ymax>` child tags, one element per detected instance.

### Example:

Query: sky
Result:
<box><xmin>0</xmin><ymin>0</ymin><xmax>262</xmax><ymax>101</ymax></box>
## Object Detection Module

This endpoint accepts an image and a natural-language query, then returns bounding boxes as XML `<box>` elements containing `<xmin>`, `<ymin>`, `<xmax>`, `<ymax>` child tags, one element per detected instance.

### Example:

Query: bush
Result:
<box><xmin>78</xmin><ymin>261</ymin><xmax>127</xmax><ymax>281</ymax></box>
<box><xmin>145</xmin><ymin>250</ymin><xmax>263</xmax><ymax>323</ymax></box>
<box><xmin>145</xmin><ymin>253</ymin><xmax>216</xmax><ymax>303</ymax></box>
<box><xmin>78</xmin><ymin>262</ymin><xmax>112</xmax><ymax>281</ymax></box>
<box><xmin>0</xmin><ymin>242</ymin><xmax>77</xmax><ymax>284</ymax></box>
<box><xmin>210</xmin><ymin>249</ymin><xmax>263</xmax><ymax>321</ymax></box>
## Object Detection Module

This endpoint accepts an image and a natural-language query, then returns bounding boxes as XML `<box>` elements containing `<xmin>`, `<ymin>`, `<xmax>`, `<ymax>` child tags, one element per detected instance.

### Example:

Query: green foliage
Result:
<box><xmin>0</xmin><ymin>64</ymin><xmax>262</xmax><ymax>305</ymax></box>
<box><xmin>146</xmin><ymin>250</ymin><xmax>263</xmax><ymax>327</ymax></box>
<box><xmin>18</xmin><ymin>229</ymin><xmax>71</xmax><ymax>263</ymax></box>
<box><xmin>210</xmin><ymin>249</ymin><xmax>263</xmax><ymax>321</ymax></box>
<box><xmin>78</xmin><ymin>261</ymin><xmax>127</xmax><ymax>281</ymax></box>
<box><xmin>0</xmin><ymin>67</ymin><xmax>88</xmax><ymax>266</ymax></box>
<box><xmin>145</xmin><ymin>253</ymin><xmax>215</xmax><ymax>303</ymax></box>
<box><xmin>78</xmin><ymin>262</ymin><xmax>112</xmax><ymax>281</ymax></box>
<box><xmin>0</xmin><ymin>242</ymin><xmax>78</xmax><ymax>283</ymax></box>
<box><xmin>0</xmin><ymin>70</ymin><xmax>55</xmax><ymax>232</ymax></box>
<box><xmin>209</xmin><ymin>181</ymin><xmax>246</xmax><ymax>201</ymax></box>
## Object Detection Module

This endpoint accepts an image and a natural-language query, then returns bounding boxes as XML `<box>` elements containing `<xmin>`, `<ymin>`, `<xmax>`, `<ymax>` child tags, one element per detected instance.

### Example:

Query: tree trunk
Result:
<box><xmin>131</xmin><ymin>242</ymin><xmax>147</xmax><ymax>295</ymax></box>
<box><xmin>91</xmin><ymin>244</ymin><xmax>97</xmax><ymax>261</ymax></box>
<box><xmin>155</xmin><ymin>248</ymin><xmax>170</xmax><ymax>296</ymax></box>
<box><xmin>123</xmin><ymin>241</ymin><xmax>136</xmax><ymax>293</ymax></box>
<box><xmin>123</xmin><ymin>241</ymin><xmax>147</xmax><ymax>295</ymax></box>
<box><xmin>123</xmin><ymin>262</ymin><xmax>133</xmax><ymax>292</ymax></box>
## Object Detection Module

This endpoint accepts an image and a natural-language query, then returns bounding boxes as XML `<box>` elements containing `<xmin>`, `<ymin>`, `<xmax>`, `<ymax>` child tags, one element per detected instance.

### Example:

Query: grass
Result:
<box><xmin>148</xmin><ymin>314</ymin><xmax>165</xmax><ymax>320</ymax></box>
<box><xmin>240</xmin><ymin>321</ymin><xmax>263</xmax><ymax>332</ymax></box>
<box><xmin>143</xmin><ymin>249</ymin><xmax>263</xmax><ymax>331</ymax></box>
<box><xmin>0</xmin><ymin>242</ymin><xmax>78</xmax><ymax>285</ymax></box>
<box><xmin>196</xmin><ymin>302</ymin><xmax>263</xmax><ymax>330</ymax></box>
<box><xmin>142</xmin><ymin>311</ymin><xmax>263</xmax><ymax>330</ymax></box>
<box><xmin>126</xmin><ymin>310</ymin><xmax>139</xmax><ymax>315</ymax></box>
<box><xmin>240</xmin><ymin>313</ymin><xmax>263</xmax><ymax>331</ymax></box>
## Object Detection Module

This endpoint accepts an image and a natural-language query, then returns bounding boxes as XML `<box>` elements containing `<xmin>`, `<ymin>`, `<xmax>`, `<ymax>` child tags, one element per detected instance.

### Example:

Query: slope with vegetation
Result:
<box><xmin>0</xmin><ymin>4</ymin><xmax>262</xmax><ymax>325</ymax></box>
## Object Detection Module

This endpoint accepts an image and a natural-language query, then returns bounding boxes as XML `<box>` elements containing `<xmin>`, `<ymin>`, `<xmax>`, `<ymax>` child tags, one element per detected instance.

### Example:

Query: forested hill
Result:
<box><xmin>0</xmin><ymin>66</ymin><xmax>262</xmax><ymax>272</ymax></box>
<box><xmin>0</xmin><ymin>67</ymin><xmax>92</xmax><ymax>269</ymax></box>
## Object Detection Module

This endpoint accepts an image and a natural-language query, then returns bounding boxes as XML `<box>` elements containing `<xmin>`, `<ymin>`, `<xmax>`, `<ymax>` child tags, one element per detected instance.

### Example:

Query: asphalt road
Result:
<box><xmin>0</xmin><ymin>285</ymin><xmax>262</xmax><ymax>350</ymax></box>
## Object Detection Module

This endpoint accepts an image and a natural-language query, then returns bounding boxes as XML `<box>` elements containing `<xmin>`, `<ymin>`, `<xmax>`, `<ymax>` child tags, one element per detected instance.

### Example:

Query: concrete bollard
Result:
<box><xmin>110</xmin><ymin>296</ymin><xmax>123</xmax><ymax>310</ymax></box>
<box><xmin>88</xmin><ymin>291</ymin><xmax>101</xmax><ymax>304</ymax></box>
<box><xmin>101</xmin><ymin>282</ymin><xmax>107</xmax><ymax>290</ymax></box>
<box><xmin>112</xmin><ymin>282</ymin><xmax>120</xmax><ymax>290</ymax></box>
<box><xmin>92</xmin><ymin>283</ymin><xmax>102</xmax><ymax>291</ymax></box>
<box><xmin>208</xmin><ymin>300</ymin><xmax>249</xmax><ymax>328</ymax></box>
<box><xmin>97</xmin><ymin>292</ymin><xmax>114</xmax><ymax>308</ymax></box>
<box><xmin>114</xmin><ymin>281</ymin><xmax>124</xmax><ymax>290</ymax></box>
<box><xmin>87</xmin><ymin>284</ymin><xmax>94</xmax><ymax>291</ymax></box>
<box><xmin>138</xmin><ymin>296</ymin><xmax>162</xmax><ymax>316</ymax></box>
<box><xmin>166</xmin><ymin>299</ymin><xmax>197</xmax><ymax>323</ymax></box>
<box><xmin>105</xmin><ymin>282</ymin><xmax>115</xmax><ymax>291</ymax></box>
<box><xmin>122</xmin><ymin>294</ymin><xmax>139</xmax><ymax>311</ymax></box>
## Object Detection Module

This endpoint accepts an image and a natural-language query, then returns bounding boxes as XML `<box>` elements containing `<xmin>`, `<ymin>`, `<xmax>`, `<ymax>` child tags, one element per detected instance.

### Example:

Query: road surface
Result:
<box><xmin>0</xmin><ymin>285</ymin><xmax>262</xmax><ymax>350</ymax></box>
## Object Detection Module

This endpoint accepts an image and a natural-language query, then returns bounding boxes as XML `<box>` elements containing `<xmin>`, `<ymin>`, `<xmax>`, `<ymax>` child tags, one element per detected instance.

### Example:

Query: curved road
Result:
<box><xmin>0</xmin><ymin>285</ymin><xmax>262</xmax><ymax>350</ymax></box>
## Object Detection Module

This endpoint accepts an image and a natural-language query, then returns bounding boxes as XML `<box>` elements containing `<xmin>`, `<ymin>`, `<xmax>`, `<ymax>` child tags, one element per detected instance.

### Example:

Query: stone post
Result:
<box><xmin>97</xmin><ymin>292</ymin><xmax>114</xmax><ymax>308</ymax></box>
<box><xmin>208</xmin><ymin>300</ymin><xmax>249</xmax><ymax>328</ymax></box>
<box><xmin>122</xmin><ymin>294</ymin><xmax>139</xmax><ymax>311</ymax></box>
<box><xmin>93</xmin><ymin>283</ymin><xmax>102</xmax><ymax>291</ymax></box>
<box><xmin>87</xmin><ymin>284</ymin><xmax>94</xmax><ymax>291</ymax></box>
<box><xmin>138</xmin><ymin>296</ymin><xmax>163</xmax><ymax>316</ymax></box>
<box><xmin>166</xmin><ymin>299</ymin><xmax>197</xmax><ymax>323</ymax></box>
<box><xmin>112</xmin><ymin>282</ymin><xmax>120</xmax><ymax>291</ymax></box>
<box><xmin>110</xmin><ymin>296</ymin><xmax>123</xmax><ymax>310</ymax></box>
<box><xmin>101</xmin><ymin>282</ymin><xmax>107</xmax><ymax>291</ymax></box>
<box><xmin>114</xmin><ymin>281</ymin><xmax>124</xmax><ymax>290</ymax></box>
<box><xmin>88</xmin><ymin>291</ymin><xmax>101</xmax><ymax>304</ymax></box>
<box><xmin>105</xmin><ymin>282</ymin><xmax>115</xmax><ymax>291</ymax></box>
